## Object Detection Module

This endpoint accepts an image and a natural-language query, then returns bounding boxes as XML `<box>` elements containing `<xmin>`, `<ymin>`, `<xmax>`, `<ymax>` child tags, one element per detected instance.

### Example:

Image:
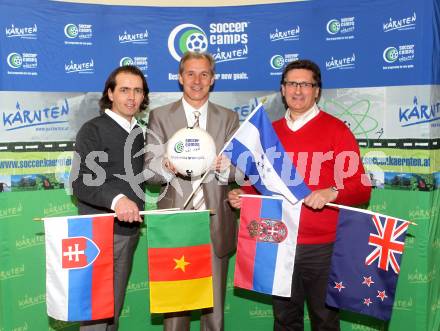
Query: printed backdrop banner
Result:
<box><xmin>0</xmin><ymin>0</ymin><xmax>438</xmax><ymax>144</ymax></box>
<box><xmin>0</xmin><ymin>0</ymin><xmax>437</xmax><ymax>93</ymax></box>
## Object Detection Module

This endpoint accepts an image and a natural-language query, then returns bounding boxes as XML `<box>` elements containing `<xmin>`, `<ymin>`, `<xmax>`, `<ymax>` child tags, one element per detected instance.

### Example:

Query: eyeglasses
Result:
<box><xmin>283</xmin><ymin>81</ymin><xmax>317</xmax><ymax>89</ymax></box>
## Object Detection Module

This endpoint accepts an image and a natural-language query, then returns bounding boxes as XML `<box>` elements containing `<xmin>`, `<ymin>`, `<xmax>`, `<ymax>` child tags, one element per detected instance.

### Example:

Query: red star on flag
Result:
<box><xmin>363</xmin><ymin>298</ymin><xmax>373</xmax><ymax>306</ymax></box>
<box><xmin>334</xmin><ymin>281</ymin><xmax>346</xmax><ymax>292</ymax></box>
<box><xmin>377</xmin><ymin>290</ymin><xmax>388</xmax><ymax>301</ymax></box>
<box><xmin>362</xmin><ymin>276</ymin><xmax>375</xmax><ymax>287</ymax></box>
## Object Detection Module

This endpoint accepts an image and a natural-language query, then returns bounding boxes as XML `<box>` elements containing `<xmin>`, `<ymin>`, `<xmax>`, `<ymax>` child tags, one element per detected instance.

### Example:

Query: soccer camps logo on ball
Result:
<box><xmin>168</xmin><ymin>23</ymin><xmax>209</xmax><ymax>62</ymax></box>
<box><xmin>166</xmin><ymin>127</ymin><xmax>216</xmax><ymax>177</ymax></box>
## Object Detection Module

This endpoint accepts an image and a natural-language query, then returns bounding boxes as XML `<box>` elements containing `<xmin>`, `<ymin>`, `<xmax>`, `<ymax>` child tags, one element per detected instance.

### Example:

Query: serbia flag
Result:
<box><xmin>44</xmin><ymin>215</ymin><xmax>114</xmax><ymax>321</ymax></box>
<box><xmin>234</xmin><ymin>195</ymin><xmax>301</xmax><ymax>297</ymax></box>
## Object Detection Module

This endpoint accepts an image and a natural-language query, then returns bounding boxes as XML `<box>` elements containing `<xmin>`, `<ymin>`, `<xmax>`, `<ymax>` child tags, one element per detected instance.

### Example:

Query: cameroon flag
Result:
<box><xmin>146</xmin><ymin>210</ymin><xmax>213</xmax><ymax>313</ymax></box>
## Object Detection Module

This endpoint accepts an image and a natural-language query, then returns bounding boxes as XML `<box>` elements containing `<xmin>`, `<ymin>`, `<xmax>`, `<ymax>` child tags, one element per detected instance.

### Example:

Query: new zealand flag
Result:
<box><xmin>326</xmin><ymin>208</ymin><xmax>410</xmax><ymax>321</ymax></box>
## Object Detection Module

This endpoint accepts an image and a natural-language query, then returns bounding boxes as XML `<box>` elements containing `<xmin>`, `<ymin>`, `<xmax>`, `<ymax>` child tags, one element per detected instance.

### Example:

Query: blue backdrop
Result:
<box><xmin>1</xmin><ymin>0</ymin><xmax>437</xmax><ymax>92</ymax></box>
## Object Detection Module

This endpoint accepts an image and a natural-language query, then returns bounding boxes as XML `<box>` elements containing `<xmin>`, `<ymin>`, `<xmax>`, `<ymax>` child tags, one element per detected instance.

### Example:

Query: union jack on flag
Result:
<box><xmin>326</xmin><ymin>207</ymin><xmax>411</xmax><ymax>320</ymax></box>
<box><xmin>365</xmin><ymin>215</ymin><xmax>409</xmax><ymax>274</ymax></box>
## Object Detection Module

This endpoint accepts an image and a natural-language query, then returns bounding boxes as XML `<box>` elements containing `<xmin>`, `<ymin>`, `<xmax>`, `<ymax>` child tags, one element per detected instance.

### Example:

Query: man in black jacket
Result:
<box><xmin>70</xmin><ymin>65</ymin><xmax>149</xmax><ymax>331</ymax></box>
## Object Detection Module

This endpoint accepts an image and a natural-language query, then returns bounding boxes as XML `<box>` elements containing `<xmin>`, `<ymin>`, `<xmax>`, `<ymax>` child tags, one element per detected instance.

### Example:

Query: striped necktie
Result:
<box><xmin>191</xmin><ymin>110</ymin><xmax>205</xmax><ymax>210</ymax></box>
<box><xmin>192</xmin><ymin>110</ymin><xmax>201</xmax><ymax>128</ymax></box>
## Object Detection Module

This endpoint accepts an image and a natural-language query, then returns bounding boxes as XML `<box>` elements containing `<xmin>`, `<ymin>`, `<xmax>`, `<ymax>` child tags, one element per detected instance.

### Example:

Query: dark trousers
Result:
<box><xmin>80</xmin><ymin>232</ymin><xmax>139</xmax><ymax>331</ymax></box>
<box><xmin>273</xmin><ymin>243</ymin><xmax>340</xmax><ymax>331</ymax></box>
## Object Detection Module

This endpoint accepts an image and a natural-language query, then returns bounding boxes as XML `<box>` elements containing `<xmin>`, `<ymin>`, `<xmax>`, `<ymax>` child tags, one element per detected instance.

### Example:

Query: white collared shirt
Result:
<box><xmin>284</xmin><ymin>103</ymin><xmax>320</xmax><ymax>132</ymax></box>
<box><xmin>181</xmin><ymin>98</ymin><xmax>230</xmax><ymax>207</ymax></box>
<box><xmin>181</xmin><ymin>99</ymin><xmax>210</xmax><ymax>209</ymax></box>
<box><xmin>105</xmin><ymin>108</ymin><xmax>138</xmax><ymax>133</ymax></box>
<box><xmin>182</xmin><ymin>98</ymin><xmax>208</xmax><ymax>129</ymax></box>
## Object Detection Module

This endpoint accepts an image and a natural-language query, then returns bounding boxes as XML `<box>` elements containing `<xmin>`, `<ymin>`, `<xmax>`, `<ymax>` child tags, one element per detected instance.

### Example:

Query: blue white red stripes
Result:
<box><xmin>234</xmin><ymin>195</ymin><xmax>301</xmax><ymax>297</ymax></box>
<box><xmin>44</xmin><ymin>215</ymin><xmax>114</xmax><ymax>321</ymax></box>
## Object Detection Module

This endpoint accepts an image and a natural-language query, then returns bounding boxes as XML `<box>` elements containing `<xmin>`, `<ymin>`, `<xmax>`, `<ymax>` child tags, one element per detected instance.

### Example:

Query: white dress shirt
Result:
<box><xmin>105</xmin><ymin>108</ymin><xmax>138</xmax><ymax>133</ymax></box>
<box><xmin>181</xmin><ymin>98</ymin><xmax>210</xmax><ymax>209</ymax></box>
<box><xmin>284</xmin><ymin>103</ymin><xmax>320</xmax><ymax>132</ymax></box>
<box><xmin>182</xmin><ymin>97</ymin><xmax>208</xmax><ymax>129</ymax></box>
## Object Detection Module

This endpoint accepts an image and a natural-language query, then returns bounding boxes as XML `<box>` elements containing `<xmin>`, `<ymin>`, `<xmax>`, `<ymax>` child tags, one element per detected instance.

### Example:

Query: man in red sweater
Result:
<box><xmin>228</xmin><ymin>59</ymin><xmax>371</xmax><ymax>330</ymax></box>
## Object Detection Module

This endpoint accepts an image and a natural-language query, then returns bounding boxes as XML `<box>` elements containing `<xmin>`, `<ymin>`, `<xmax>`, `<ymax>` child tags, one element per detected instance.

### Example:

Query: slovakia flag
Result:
<box><xmin>44</xmin><ymin>215</ymin><xmax>114</xmax><ymax>321</ymax></box>
<box><xmin>234</xmin><ymin>195</ymin><xmax>301</xmax><ymax>297</ymax></box>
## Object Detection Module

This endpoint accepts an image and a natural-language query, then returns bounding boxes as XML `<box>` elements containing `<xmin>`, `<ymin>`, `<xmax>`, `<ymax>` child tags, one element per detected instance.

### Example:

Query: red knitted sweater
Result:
<box><xmin>242</xmin><ymin>111</ymin><xmax>371</xmax><ymax>244</ymax></box>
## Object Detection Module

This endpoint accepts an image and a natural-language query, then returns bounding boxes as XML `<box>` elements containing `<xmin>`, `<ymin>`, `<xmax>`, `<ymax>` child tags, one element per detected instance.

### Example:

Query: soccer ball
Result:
<box><xmin>186</xmin><ymin>32</ymin><xmax>208</xmax><ymax>53</ymax></box>
<box><xmin>166</xmin><ymin>127</ymin><xmax>216</xmax><ymax>177</ymax></box>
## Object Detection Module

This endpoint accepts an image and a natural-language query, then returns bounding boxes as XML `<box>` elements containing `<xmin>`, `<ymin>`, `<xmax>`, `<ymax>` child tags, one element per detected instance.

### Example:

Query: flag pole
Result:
<box><xmin>181</xmin><ymin>169</ymin><xmax>212</xmax><ymax>210</ymax></box>
<box><xmin>325</xmin><ymin>202</ymin><xmax>417</xmax><ymax>226</ymax></box>
<box><xmin>182</xmin><ymin>103</ymin><xmax>264</xmax><ymax>209</ymax></box>
<box><xmin>33</xmin><ymin>208</ymin><xmax>182</xmax><ymax>221</ymax></box>
<box><xmin>217</xmin><ymin>102</ymin><xmax>264</xmax><ymax>157</ymax></box>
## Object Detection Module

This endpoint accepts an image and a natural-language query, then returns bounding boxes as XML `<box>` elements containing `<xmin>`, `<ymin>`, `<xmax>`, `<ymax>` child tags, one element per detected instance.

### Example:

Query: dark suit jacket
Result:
<box><xmin>144</xmin><ymin>100</ymin><xmax>240</xmax><ymax>257</ymax></box>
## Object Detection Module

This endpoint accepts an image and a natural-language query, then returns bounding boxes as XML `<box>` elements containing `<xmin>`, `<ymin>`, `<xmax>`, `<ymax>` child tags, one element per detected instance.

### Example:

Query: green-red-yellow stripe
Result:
<box><xmin>146</xmin><ymin>211</ymin><xmax>213</xmax><ymax>313</ymax></box>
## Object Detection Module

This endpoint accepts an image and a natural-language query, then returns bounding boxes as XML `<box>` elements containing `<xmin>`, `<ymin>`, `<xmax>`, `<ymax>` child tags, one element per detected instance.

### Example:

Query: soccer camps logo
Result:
<box><xmin>63</xmin><ymin>23</ymin><xmax>93</xmax><ymax>45</ymax></box>
<box><xmin>120</xmin><ymin>57</ymin><xmax>134</xmax><ymax>66</ymax></box>
<box><xmin>64</xmin><ymin>24</ymin><xmax>79</xmax><ymax>39</ymax></box>
<box><xmin>383</xmin><ymin>47</ymin><xmax>399</xmax><ymax>63</ymax></box>
<box><xmin>6</xmin><ymin>52</ymin><xmax>38</xmax><ymax>74</ymax></box>
<box><xmin>327</xmin><ymin>19</ymin><xmax>341</xmax><ymax>35</ymax></box>
<box><xmin>269</xmin><ymin>53</ymin><xmax>298</xmax><ymax>76</ymax></box>
<box><xmin>326</xmin><ymin>17</ymin><xmax>355</xmax><ymax>41</ymax></box>
<box><xmin>7</xmin><ymin>53</ymin><xmax>23</xmax><ymax>68</ymax></box>
<box><xmin>168</xmin><ymin>24</ymin><xmax>208</xmax><ymax>62</ymax></box>
<box><xmin>270</xmin><ymin>55</ymin><xmax>285</xmax><ymax>70</ymax></box>
<box><xmin>119</xmin><ymin>56</ymin><xmax>148</xmax><ymax>72</ymax></box>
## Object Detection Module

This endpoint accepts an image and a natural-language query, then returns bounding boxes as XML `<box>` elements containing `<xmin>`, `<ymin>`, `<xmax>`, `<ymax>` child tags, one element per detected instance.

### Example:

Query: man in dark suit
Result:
<box><xmin>70</xmin><ymin>65</ymin><xmax>149</xmax><ymax>331</ymax></box>
<box><xmin>144</xmin><ymin>51</ymin><xmax>239</xmax><ymax>331</ymax></box>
